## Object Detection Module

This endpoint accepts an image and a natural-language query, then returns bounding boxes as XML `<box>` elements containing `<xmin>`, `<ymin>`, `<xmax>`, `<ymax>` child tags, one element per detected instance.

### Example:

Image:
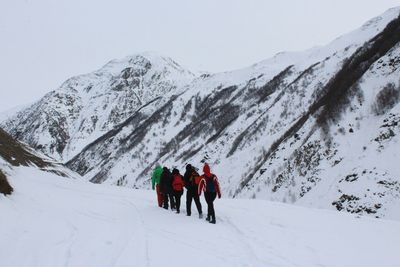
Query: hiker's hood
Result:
<box><xmin>203</xmin><ymin>163</ymin><xmax>211</xmax><ymax>177</ymax></box>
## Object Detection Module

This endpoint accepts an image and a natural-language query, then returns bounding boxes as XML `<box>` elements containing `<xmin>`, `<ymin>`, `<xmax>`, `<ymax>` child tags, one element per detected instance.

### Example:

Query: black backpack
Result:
<box><xmin>206</xmin><ymin>175</ymin><xmax>216</xmax><ymax>192</ymax></box>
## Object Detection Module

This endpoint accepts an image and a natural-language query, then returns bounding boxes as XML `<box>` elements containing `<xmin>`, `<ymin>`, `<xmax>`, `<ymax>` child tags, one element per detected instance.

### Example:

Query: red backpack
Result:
<box><xmin>189</xmin><ymin>170</ymin><xmax>201</xmax><ymax>186</ymax></box>
<box><xmin>172</xmin><ymin>174</ymin><xmax>184</xmax><ymax>191</ymax></box>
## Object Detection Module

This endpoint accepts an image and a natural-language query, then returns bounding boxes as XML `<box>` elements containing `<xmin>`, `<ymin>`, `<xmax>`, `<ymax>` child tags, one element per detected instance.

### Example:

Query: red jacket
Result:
<box><xmin>198</xmin><ymin>164</ymin><xmax>221</xmax><ymax>198</ymax></box>
<box><xmin>172</xmin><ymin>174</ymin><xmax>184</xmax><ymax>192</ymax></box>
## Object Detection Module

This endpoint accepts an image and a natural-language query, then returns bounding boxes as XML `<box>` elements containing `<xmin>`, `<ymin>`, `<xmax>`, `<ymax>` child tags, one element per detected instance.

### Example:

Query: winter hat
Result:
<box><xmin>172</xmin><ymin>168</ymin><xmax>179</xmax><ymax>175</ymax></box>
<box><xmin>203</xmin><ymin>163</ymin><xmax>211</xmax><ymax>177</ymax></box>
<box><xmin>186</xmin><ymin>164</ymin><xmax>192</xmax><ymax>171</ymax></box>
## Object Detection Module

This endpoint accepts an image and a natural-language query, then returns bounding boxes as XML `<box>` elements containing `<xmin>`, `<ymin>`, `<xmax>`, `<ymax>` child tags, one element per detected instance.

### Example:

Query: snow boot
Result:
<box><xmin>206</xmin><ymin>215</ymin><xmax>210</xmax><ymax>221</ymax></box>
<box><xmin>209</xmin><ymin>215</ymin><xmax>216</xmax><ymax>224</ymax></box>
<box><xmin>199</xmin><ymin>213</ymin><xmax>203</xmax><ymax>219</ymax></box>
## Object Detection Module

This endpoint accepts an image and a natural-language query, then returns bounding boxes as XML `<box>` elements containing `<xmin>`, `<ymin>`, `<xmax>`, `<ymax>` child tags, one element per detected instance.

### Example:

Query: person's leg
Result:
<box><xmin>186</xmin><ymin>189</ymin><xmax>193</xmax><ymax>216</ymax></box>
<box><xmin>171</xmin><ymin>192</ymin><xmax>176</xmax><ymax>211</ymax></box>
<box><xmin>204</xmin><ymin>192</ymin><xmax>211</xmax><ymax>221</ymax></box>
<box><xmin>169</xmin><ymin>192</ymin><xmax>176</xmax><ymax>210</ymax></box>
<box><xmin>176</xmin><ymin>191</ymin><xmax>181</xmax><ymax>213</ymax></box>
<box><xmin>163</xmin><ymin>191</ymin><xmax>169</xmax><ymax>209</ymax></box>
<box><xmin>193</xmin><ymin>191</ymin><xmax>203</xmax><ymax>217</ymax></box>
<box><xmin>156</xmin><ymin>184</ymin><xmax>163</xmax><ymax>207</ymax></box>
<box><xmin>209</xmin><ymin>193</ymin><xmax>217</xmax><ymax>224</ymax></box>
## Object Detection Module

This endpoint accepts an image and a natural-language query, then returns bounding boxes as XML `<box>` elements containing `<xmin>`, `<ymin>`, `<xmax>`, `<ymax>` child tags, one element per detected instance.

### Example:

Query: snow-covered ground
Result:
<box><xmin>1</xmin><ymin>167</ymin><xmax>399</xmax><ymax>267</ymax></box>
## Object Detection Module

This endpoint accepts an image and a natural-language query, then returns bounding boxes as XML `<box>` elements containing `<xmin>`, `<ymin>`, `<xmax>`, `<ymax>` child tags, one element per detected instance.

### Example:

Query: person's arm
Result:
<box><xmin>214</xmin><ymin>176</ymin><xmax>221</xmax><ymax>198</ymax></box>
<box><xmin>183</xmin><ymin>172</ymin><xmax>189</xmax><ymax>189</ymax></box>
<box><xmin>151</xmin><ymin>172</ymin><xmax>155</xmax><ymax>190</ymax></box>
<box><xmin>198</xmin><ymin>177</ymin><xmax>205</xmax><ymax>196</ymax></box>
<box><xmin>180</xmin><ymin>175</ymin><xmax>185</xmax><ymax>189</ymax></box>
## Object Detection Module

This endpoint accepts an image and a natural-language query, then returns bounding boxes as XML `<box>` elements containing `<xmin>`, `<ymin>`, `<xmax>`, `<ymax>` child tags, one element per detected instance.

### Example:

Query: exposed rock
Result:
<box><xmin>0</xmin><ymin>170</ymin><xmax>13</xmax><ymax>196</ymax></box>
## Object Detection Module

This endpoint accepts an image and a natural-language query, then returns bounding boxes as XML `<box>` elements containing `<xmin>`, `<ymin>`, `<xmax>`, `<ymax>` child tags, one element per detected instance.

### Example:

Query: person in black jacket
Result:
<box><xmin>183</xmin><ymin>164</ymin><xmax>203</xmax><ymax>218</ymax></box>
<box><xmin>160</xmin><ymin>167</ymin><xmax>175</xmax><ymax>210</ymax></box>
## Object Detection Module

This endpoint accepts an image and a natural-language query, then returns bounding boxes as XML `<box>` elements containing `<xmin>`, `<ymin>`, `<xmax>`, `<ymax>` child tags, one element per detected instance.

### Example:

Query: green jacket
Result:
<box><xmin>151</xmin><ymin>166</ymin><xmax>163</xmax><ymax>190</ymax></box>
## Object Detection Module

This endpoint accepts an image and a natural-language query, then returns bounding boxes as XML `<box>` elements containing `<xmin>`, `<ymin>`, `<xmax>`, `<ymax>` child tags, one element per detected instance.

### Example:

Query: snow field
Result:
<box><xmin>1</xmin><ymin>167</ymin><xmax>399</xmax><ymax>267</ymax></box>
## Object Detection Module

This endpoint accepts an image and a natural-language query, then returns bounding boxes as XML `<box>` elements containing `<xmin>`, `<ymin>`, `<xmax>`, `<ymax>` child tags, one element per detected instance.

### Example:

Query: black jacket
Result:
<box><xmin>183</xmin><ymin>164</ymin><xmax>198</xmax><ymax>191</ymax></box>
<box><xmin>160</xmin><ymin>167</ymin><xmax>173</xmax><ymax>194</ymax></box>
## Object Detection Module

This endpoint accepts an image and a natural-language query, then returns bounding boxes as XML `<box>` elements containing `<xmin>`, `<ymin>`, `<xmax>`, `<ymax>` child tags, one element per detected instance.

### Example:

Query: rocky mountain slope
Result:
<box><xmin>2</xmin><ymin>52</ymin><xmax>195</xmax><ymax>161</ymax></box>
<box><xmin>2</xmin><ymin>8</ymin><xmax>400</xmax><ymax>219</ymax></box>
<box><xmin>0</xmin><ymin>127</ymin><xmax>80</xmax><ymax>195</ymax></box>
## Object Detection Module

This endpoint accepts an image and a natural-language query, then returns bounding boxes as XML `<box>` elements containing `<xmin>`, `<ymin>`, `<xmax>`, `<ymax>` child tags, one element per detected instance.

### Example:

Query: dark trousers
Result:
<box><xmin>173</xmin><ymin>191</ymin><xmax>183</xmax><ymax>212</ymax></box>
<box><xmin>163</xmin><ymin>191</ymin><xmax>176</xmax><ymax>210</ymax></box>
<box><xmin>204</xmin><ymin>192</ymin><xmax>217</xmax><ymax>221</ymax></box>
<box><xmin>186</xmin><ymin>188</ymin><xmax>202</xmax><ymax>215</ymax></box>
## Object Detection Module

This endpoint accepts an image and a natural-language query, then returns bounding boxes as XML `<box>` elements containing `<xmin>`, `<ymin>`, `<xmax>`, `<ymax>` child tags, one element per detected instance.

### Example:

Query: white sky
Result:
<box><xmin>1</xmin><ymin>0</ymin><xmax>399</xmax><ymax>113</ymax></box>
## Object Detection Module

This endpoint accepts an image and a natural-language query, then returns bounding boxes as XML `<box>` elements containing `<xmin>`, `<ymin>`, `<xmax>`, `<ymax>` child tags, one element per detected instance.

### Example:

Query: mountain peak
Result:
<box><xmin>99</xmin><ymin>51</ymin><xmax>195</xmax><ymax>78</ymax></box>
<box><xmin>1</xmin><ymin>51</ymin><xmax>197</xmax><ymax>161</ymax></box>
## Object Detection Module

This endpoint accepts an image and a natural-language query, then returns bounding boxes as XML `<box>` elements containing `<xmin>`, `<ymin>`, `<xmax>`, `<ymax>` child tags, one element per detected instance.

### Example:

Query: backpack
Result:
<box><xmin>206</xmin><ymin>175</ymin><xmax>216</xmax><ymax>192</ymax></box>
<box><xmin>172</xmin><ymin>174</ymin><xmax>184</xmax><ymax>191</ymax></box>
<box><xmin>189</xmin><ymin>170</ymin><xmax>201</xmax><ymax>186</ymax></box>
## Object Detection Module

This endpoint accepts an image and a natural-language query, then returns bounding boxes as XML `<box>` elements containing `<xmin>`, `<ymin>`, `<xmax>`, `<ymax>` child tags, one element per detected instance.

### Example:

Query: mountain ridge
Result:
<box><xmin>2</xmin><ymin>52</ymin><xmax>196</xmax><ymax>161</ymax></box>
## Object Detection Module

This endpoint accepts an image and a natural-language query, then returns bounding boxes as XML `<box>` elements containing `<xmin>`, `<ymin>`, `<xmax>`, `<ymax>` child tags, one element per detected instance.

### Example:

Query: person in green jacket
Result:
<box><xmin>152</xmin><ymin>165</ymin><xmax>164</xmax><ymax>207</ymax></box>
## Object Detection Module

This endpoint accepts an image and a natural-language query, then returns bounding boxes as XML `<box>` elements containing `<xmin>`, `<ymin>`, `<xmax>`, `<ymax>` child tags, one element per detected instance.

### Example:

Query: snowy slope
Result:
<box><xmin>1</xmin><ymin>52</ymin><xmax>195</xmax><ymax>161</ymax></box>
<box><xmin>242</xmin><ymin>44</ymin><xmax>400</xmax><ymax>219</ymax></box>
<box><xmin>0</xmin><ymin>127</ymin><xmax>79</xmax><ymax>180</ymax></box>
<box><xmin>1</xmin><ymin>166</ymin><xmax>399</xmax><ymax>267</ymax></box>
<box><xmin>239</xmin><ymin>18</ymin><xmax>400</xmax><ymax>219</ymax></box>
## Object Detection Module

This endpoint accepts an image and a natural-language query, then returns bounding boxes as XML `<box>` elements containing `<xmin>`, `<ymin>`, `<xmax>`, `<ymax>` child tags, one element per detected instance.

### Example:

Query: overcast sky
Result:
<box><xmin>1</xmin><ymin>0</ymin><xmax>399</xmax><ymax>113</ymax></box>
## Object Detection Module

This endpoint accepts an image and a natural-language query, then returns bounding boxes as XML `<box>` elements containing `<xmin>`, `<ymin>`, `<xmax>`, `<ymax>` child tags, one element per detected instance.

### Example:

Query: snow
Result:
<box><xmin>1</xmin><ymin>167</ymin><xmax>399</xmax><ymax>267</ymax></box>
<box><xmin>0</xmin><ymin>102</ymin><xmax>33</xmax><ymax>122</ymax></box>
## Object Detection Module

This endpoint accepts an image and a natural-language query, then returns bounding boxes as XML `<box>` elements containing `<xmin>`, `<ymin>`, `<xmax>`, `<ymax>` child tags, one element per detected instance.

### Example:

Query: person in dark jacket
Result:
<box><xmin>198</xmin><ymin>163</ymin><xmax>221</xmax><ymax>224</ymax></box>
<box><xmin>184</xmin><ymin>164</ymin><xmax>203</xmax><ymax>218</ymax></box>
<box><xmin>171</xmin><ymin>168</ymin><xmax>184</xmax><ymax>213</ymax></box>
<box><xmin>160</xmin><ymin>167</ymin><xmax>175</xmax><ymax>210</ymax></box>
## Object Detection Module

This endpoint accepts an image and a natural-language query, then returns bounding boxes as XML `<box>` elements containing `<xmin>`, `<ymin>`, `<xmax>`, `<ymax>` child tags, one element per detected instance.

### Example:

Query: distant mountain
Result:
<box><xmin>2</xmin><ymin>8</ymin><xmax>400</xmax><ymax>219</ymax></box>
<box><xmin>2</xmin><ymin>52</ymin><xmax>195</xmax><ymax>161</ymax></box>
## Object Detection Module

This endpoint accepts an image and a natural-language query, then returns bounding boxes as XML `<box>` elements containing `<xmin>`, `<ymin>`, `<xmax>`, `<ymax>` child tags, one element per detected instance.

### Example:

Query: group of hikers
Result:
<box><xmin>151</xmin><ymin>163</ymin><xmax>221</xmax><ymax>224</ymax></box>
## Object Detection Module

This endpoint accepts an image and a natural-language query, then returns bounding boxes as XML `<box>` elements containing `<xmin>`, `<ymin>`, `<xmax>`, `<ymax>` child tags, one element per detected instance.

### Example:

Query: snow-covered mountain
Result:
<box><xmin>1</xmin><ymin>52</ymin><xmax>195</xmax><ymax>161</ymax></box>
<box><xmin>2</xmin><ymin>8</ymin><xmax>400</xmax><ymax>219</ymax></box>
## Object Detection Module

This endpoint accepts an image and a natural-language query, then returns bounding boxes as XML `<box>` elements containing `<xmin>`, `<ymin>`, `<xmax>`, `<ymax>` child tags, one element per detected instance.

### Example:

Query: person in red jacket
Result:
<box><xmin>172</xmin><ymin>168</ymin><xmax>184</xmax><ymax>214</ymax></box>
<box><xmin>198</xmin><ymin>163</ymin><xmax>221</xmax><ymax>224</ymax></box>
